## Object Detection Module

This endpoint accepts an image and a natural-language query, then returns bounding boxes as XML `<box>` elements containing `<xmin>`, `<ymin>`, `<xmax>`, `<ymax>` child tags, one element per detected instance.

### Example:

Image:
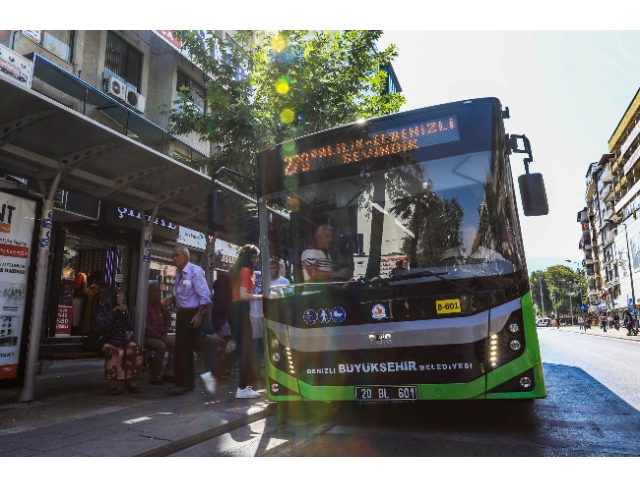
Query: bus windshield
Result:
<box><xmin>260</xmin><ymin>100</ymin><xmax>526</xmax><ymax>291</ymax></box>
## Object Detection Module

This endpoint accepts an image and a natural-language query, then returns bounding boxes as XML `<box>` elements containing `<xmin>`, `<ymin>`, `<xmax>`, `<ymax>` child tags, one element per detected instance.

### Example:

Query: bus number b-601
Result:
<box><xmin>435</xmin><ymin>298</ymin><xmax>461</xmax><ymax>314</ymax></box>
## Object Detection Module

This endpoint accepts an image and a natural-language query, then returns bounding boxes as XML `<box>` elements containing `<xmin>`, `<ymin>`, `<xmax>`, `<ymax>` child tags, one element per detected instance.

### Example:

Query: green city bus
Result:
<box><xmin>252</xmin><ymin>97</ymin><xmax>548</xmax><ymax>402</ymax></box>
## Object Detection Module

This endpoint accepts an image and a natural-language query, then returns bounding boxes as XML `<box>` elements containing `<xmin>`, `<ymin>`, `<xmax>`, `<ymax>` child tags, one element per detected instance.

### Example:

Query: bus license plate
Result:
<box><xmin>355</xmin><ymin>385</ymin><xmax>418</xmax><ymax>401</ymax></box>
<box><xmin>436</xmin><ymin>298</ymin><xmax>461</xmax><ymax>314</ymax></box>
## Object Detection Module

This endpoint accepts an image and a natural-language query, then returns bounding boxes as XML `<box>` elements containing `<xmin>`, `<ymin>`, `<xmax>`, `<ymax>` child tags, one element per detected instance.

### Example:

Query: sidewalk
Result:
<box><xmin>0</xmin><ymin>358</ymin><xmax>273</xmax><ymax>457</ymax></box>
<box><xmin>552</xmin><ymin>323</ymin><xmax>640</xmax><ymax>342</ymax></box>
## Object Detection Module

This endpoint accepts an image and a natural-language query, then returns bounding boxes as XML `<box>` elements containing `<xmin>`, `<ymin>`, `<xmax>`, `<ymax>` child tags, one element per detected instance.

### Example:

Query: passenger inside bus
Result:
<box><xmin>301</xmin><ymin>224</ymin><xmax>351</xmax><ymax>282</ymax></box>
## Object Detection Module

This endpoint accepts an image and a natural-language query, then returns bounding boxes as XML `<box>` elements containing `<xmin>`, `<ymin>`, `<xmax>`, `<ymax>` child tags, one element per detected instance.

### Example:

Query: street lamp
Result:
<box><xmin>536</xmin><ymin>271</ymin><xmax>546</xmax><ymax>317</ymax></box>
<box><xmin>620</xmin><ymin>222</ymin><xmax>636</xmax><ymax>309</ymax></box>
<box><xmin>565</xmin><ymin>259</ymin><xmax>584</xmax><ymax>305</ymax></box>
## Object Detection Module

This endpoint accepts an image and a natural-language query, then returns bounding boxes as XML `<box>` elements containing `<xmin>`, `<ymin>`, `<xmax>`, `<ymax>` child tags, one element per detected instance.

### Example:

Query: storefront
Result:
<box><xmin>0</xmin><ymin>75</ymin><xmax>214</xmax><ymax>400</ymax></box>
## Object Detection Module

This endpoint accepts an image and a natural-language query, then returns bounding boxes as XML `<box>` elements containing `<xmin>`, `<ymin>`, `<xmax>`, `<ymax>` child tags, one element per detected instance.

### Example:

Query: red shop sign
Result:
<box><xmin>55</xmin><ymin>305</ymin><xmax>73</xmax><ymax>336</ymax></box>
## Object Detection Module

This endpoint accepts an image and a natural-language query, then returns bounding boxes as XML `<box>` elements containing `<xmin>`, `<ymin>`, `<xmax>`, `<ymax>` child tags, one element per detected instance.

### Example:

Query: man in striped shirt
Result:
<box><xmin>301</xmin><ymin>224</ymin><xmax>350</xmax><ymax>282</ymax></box>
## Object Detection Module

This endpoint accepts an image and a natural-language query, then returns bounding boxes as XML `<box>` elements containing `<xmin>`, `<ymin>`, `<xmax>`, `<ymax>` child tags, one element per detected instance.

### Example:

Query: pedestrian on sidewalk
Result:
<box><xmin>93</xmin><ymin>287</ymin><xmax>143</xmax><ymax>395</ymax></box>
<box><xmin>195</xmin><ymin>315</ymin><xmax>224</xmax><ymax>393</ymax></box>
<box><xmin>625</xmin><ymin>307</ymin><xmax>638</xmax><ymax>336</ymax></box>
<box><xmin>164</xmin><ymin>245</ymin><xmax>211</xmax><ymax>396</ymax></box>
<box><xmin>144</xmin><ymin>280</ymin><xmax>175</xmax><ymax>385</ymax></box>
<box><xmin>229</xmin><ymin>244</ymin><xmax>263</xmax><ymax>399</ymax></box>
<box><xmin>578</xmin><ymin>316</ymin><xmax>584</xmax><ymax>330</ymax></box>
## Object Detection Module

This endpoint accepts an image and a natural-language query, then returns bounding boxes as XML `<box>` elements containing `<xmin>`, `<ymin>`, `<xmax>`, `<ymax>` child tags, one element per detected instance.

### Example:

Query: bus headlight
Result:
<box><xmin>519</xmin><ymin>376</ymin><xmax>532</xmax><ymax>389</ymax></box>
<box><xmin>272</xmin><ymin>352</ymin><xmax>281</xmax><ymax>362</ymax></box>
<box><xmin>271</xmin><ymin>338</ymin><xmax>280</xmax><ymax>348</ymax></box>
<box><xmin>508</xmin><ymin>323</ymin><xmax>519</xmax><ymax>334</ymax></box>
<box><xmin>509</xmin><ymin>339</ymin><xmax>521</xmax><ymax>351</ymax></box>
<box><xmin>271</xmin><ymin>383</ymin><xmax>280</xmax><ymax>393</ymax></box>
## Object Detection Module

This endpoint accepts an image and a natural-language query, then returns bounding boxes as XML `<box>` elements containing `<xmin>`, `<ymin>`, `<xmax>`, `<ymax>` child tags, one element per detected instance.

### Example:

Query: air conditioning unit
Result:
<box><xmin>125</xmin><ymin>87</ymin><xmax>146</xmax><ymax>113</ymax></box>
<box><xmin>104</xmin><ymin>76</ymin><xmax>126</xmax><ymax>102</ymax></box>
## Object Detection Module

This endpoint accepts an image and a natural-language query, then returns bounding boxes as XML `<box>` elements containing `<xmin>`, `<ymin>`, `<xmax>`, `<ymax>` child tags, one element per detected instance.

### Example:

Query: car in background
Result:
<box><xmin>536</xmin><ymin>318</ymin><xmax>552</xmax><ymax>327</ymax></box>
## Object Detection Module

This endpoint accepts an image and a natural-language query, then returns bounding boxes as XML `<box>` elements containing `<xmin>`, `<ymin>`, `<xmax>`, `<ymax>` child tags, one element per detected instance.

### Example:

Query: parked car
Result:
<box><xmin>536</xmin><ymin>318</ymin><xmax>552</xmax><ymax>327</ymax></box>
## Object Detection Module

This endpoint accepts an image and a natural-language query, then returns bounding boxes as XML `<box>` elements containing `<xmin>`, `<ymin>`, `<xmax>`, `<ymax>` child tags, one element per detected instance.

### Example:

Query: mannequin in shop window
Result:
<box><xmin>82</xmin><ymin>270</ymin><xmax>102</xmax><ymax>335</ymax></box>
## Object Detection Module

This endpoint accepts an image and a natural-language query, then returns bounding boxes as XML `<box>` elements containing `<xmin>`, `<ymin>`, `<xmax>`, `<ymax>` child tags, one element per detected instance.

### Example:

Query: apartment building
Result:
<box><xmin>581</xmin><ymin>88</ymin><xmax>640</xmax><ymax>313</ymax></box>
<box><xmin>0</xmin><ymin>30</ymin><xmax>239</xmax><ymax>394</ymax></box>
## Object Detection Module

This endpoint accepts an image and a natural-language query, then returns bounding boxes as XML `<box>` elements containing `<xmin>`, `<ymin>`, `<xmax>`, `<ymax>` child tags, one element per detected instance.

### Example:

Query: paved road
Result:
<box><xmin>539</xmin><ymin>327</ymin><xmax>640</xmax><ymax>411</ymax></box>
<box><xmin>177</xmin><ymin>329</ymin><xmax>640</xmax><ymax>456</ymax></box>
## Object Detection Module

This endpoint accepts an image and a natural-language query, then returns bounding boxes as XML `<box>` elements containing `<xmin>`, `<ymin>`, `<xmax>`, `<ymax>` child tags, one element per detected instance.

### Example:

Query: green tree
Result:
<box><xmin>529</xmin><ymin>265</ymin><xmax>586</xmax><ymax>315</ymax></box>
<box><xmin>159</xmin><ymin>30</ymin><xmax>405</xmax><ymax>177</ymax></box>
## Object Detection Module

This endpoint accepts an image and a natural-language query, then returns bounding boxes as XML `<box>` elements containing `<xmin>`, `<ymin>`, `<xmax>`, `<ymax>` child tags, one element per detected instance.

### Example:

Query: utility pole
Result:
<box><xmin>538</xmin><ymin>271</ymin><xmax>545</xmax><ymax>317</ymax></box>
<box><xmin>569</xmin><ymin>290</ymin><xmax>574</xmax><ymax>325</ymax></box>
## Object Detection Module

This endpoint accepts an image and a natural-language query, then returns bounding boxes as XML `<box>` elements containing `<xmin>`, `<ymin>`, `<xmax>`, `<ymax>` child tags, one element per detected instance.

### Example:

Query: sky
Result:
<box><xmin>376</xmin><ymin>30</ymin><xmax>640</xmax><ymax>273</ymax></box>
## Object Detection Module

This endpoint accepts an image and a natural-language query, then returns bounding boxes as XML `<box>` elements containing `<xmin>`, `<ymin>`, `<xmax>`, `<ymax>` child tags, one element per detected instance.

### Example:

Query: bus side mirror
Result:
<box><xmin>207</xmin><ymin>189</ymin><xmax>227</xmax><ymax>232</ymax></box>
<box><xmin>518</xmin><ymin>173</ymin><xmax>549</xmax><ymax>216</ymax></box>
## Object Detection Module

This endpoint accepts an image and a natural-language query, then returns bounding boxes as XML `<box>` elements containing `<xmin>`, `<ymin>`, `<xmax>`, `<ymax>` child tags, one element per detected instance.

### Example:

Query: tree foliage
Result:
<box><xmin>529</xmin><ymin>265</ymin><xmax>588</xmax><ymax>316</ymax></box>
<box><xmin>159</xmin><ymin>30</ymin><xmax>406</xmax><ymax>177</ymax></box>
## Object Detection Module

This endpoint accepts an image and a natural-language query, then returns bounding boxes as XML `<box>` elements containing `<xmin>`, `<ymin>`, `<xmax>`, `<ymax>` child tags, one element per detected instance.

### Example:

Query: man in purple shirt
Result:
<box><xmin>164</xmin><ymin>245</ymin><xmax>211</xmax><ymax>396</ymax></box>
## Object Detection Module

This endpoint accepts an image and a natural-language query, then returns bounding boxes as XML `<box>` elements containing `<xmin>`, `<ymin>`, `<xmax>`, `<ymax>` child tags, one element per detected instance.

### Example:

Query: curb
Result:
<box><xmin>555</xmin><ymin>327</ymin><xmax>640</xmax><ymax>343</ymax></box>
<box><xmin>136</xmin><ymin>402</ymin><xmax>276</xmax><ymax>457</ymax></box>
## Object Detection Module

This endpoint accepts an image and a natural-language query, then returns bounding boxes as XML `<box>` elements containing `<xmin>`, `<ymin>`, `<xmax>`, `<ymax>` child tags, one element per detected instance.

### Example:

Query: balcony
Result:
<box><xmin>600</xmin><ymin>184</ymin><xmax>612</xmax><ymax>202</ymax></box>
<box><xmin>612</xmin><ymin>159</ymin><xmax>620</xmax><ymax>173</ymax></box>
<box><xmin>586</xmin><ymin>178</ymin><xmax>595</xmax><ymax>199</ymax></box>
<box><xmin>603</xmin><ymin>206</ymin><xmax>614</xmax><ymax>222</ymax></box>
<box><xmin>604</xmin><ymin>231</ymin><xmax>616</xmax><ymax>246</ymax></box>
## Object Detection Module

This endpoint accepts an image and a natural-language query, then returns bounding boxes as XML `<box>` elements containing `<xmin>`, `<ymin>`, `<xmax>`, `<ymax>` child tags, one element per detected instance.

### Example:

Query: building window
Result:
<box><xmin>176</xmin><ymin>71</ymin><xmax>206</xmax><ymax>115</ymax></box>
<box><xmin>41</xmin><ymin>30</ymin><xmax>75</xmax><ymax>63</ymax></box>
<box><xmin>104</xmin><ymin>32</ymin><xmax>142</xmax><ymax>93</ymax></box>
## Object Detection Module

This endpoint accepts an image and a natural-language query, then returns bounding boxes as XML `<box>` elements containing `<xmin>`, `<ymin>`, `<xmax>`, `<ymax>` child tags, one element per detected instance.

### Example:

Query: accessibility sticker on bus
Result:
<box><xmin>435</xmin><ymin>298</ymin><xmax>461</xmax><ymax>314</ymax></box>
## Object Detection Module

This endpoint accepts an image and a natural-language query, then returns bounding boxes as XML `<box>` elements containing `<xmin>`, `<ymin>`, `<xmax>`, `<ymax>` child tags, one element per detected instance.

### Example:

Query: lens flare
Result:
<box><xmin>280</xmin><ymin>108</ymin><xmax>295</xmax><ymax>124</ymax></box>
<box><xmin>275</xmin><ymin>76</ymin><xmax>290</xmax><ymax>95</ymax></box>
<box><xmin>282</xmin><ymin>140</ymin><xmax>296</xmax><ymax>157</ymax></box>
<box><xmin>271</xmin><ymin>35</ymin><xmax>287</xmax><ymax>53</ymax></box>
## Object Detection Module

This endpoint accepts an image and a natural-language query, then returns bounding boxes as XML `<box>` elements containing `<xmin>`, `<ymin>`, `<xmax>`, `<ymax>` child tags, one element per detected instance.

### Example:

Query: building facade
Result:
<box><xmin>581</xmin><ymin>88</ymin><xmax>640</xmax><ymax>314</ymax></box>
<box><xmin>0</xmin><ymin>30</ymin><xmax>230</xmax><ymax>366</ymax></box>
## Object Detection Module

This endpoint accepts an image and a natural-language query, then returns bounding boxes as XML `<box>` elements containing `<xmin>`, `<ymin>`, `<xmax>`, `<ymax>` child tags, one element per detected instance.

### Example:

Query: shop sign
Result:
<box><xmin>103</xmin><ymin>204</ymin><xmax>178</xmax><ymax>241</ymax></box>
<box><xmin>177</xmin><ymin>226</ymin><xmax>206</xmax><ymax>250</ymax></box>
<box><xmin>623</xmin><ymin>194</ymin><xmax>640</xmax><ymax>220</ymax></box>
<box><xmin>21</xmin><ymin>31</ymin><xmax>42</xmax><ymax>43</ymax></box>
<box><xmin>55</xmin><ymin>305</ymin><xmax>72</xmax><ymax>336</ymax></box>
<box><xmin>0</xmin><ymin>191</ymin><xmax>36</xmax><ymax>383</ymax></box>
<box><xmin>116</xmin><ymin>207</ymin><xmax>177</xmax><ymax>229</ymax></box>
<box><xmin>0</xmin><ymin>43</ymin><xmax>33</xmax><ymax>89</ymax></box>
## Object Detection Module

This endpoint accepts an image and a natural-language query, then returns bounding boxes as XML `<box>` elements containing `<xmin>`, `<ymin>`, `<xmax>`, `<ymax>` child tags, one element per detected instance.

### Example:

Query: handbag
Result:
<box><xmin>83</xmin><ymin>329</ymin><xmax>106</xmax><ymax>352</ymax></box>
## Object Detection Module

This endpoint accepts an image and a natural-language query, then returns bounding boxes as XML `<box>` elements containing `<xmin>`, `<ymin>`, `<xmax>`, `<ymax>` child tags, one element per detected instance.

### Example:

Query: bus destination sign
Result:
<box><xmin>283</xmin><ymin>115</ymin><xmax>460</xmax><ymax>176</ymax></box>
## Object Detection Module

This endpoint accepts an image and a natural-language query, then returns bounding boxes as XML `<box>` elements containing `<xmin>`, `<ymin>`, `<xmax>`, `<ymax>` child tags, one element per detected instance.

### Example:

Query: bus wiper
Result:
<box><xmin>387</xmin><ymin>269</ymin><xmax>486</xmax><ymax>300</ymax></box>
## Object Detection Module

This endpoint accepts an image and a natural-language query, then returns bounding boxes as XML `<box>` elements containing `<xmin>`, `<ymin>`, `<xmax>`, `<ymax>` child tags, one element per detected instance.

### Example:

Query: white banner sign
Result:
<box><xmin>621</xmin><ymin>119</ymin><xmax>640</xmax><ymax>157</ymax></box>
<box><xmin>177</xmin><ymin>226</ymin><xmax>206</xmax><ymax>250</ymax></box>
<box><xmin>0</xmin><ymin>192</ymin><xmax>36</xmax><ymax>381</ymax></box>
<box><xmin>0</xmin><ymin>44</ymin><xmax>33</xmax><ymax>89</ymax></box>
<box><xmin>624</xmin><ymin>144</ymin><xmax>640</xmax><ymax>175</ymax></box>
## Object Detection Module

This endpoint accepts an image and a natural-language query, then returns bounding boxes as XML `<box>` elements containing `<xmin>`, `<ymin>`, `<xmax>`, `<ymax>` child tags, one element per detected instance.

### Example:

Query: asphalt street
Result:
<box><xmin>179</xmin><ymin>327</ymin><xmax>640</xmax><ymax>457</ymax></box>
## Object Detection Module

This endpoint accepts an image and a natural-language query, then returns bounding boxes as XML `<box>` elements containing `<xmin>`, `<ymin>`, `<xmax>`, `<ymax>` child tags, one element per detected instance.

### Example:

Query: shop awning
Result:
<box><xmin>212</xmin><ymin>178</ymin><xmax>290</xmax><ymax>246</ymax></box>
<box><xmin>0</xmin><ymin>75</ymin><xmax>212</xmax><ymax>232</ymax></box>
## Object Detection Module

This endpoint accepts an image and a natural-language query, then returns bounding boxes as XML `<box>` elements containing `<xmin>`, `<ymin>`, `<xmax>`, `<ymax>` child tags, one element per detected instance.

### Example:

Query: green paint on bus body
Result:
<box><xmin>265</xmin><ymin>292</ymin><xmax>546</xmax><ymax>402</ymax></box>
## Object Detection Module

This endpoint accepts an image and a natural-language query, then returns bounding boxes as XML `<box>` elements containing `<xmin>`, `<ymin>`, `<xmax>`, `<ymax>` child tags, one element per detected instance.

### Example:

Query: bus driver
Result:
<box><xmin>301</xmin><ymin>224</ymin><xmax>350</xmax><ymax>282</ymax></box>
